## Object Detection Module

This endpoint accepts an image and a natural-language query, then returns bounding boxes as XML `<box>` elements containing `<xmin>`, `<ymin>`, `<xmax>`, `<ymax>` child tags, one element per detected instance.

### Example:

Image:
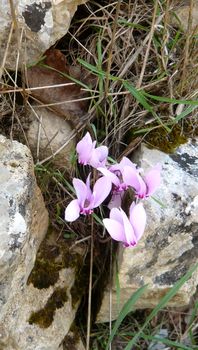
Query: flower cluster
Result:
<box><xmin>65</xmin><ymin>132</ymin><xmax>161</xmax><ymax>248</ymax></box>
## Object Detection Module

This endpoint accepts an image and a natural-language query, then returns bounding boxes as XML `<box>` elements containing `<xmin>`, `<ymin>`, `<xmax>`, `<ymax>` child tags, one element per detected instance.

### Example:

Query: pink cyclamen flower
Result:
<box><xmin>109</xmin><ymin>156</ymin><xmax>137</xmax><ymax>174</ymax></box>
<box><xmin>123</xmin><ymin>164</ymin><xmax>161</xmax><ymax>199</ymax></box>
<box><xmin>65</xmin><ymin>174</ymin><xmax>112</xmax><ymax>222</ymax></box>
<box><xmin>76</xmin><ymin>132</ymin><xmax>108</xmax><ymax>168</ymax></box>
<box><xmin>103</xmin><ymin>202</ymin><xmax>146</xmax><ymax>247</ymax></box>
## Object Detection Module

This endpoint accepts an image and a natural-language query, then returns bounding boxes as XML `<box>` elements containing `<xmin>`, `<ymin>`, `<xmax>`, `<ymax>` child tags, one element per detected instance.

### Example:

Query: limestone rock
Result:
<box><xmin>0</xmin><ymin>142</ymin><xmax>86</xmax><ymax>350</ymax></box>
<box><xmin>0</xmin><ymin>0</ymin><xmax>88</xmax><ymax>70</ymax></box>
<box><xmin>0</xmin><ymin>135</ymin><xmax>49</xmax><ymax>348</ymax></box>
<box><xmin>0</xmin><ymin>136</ymin><xmax>86</xmax><ymax>350</ymax></box>
<box><xmin>62</xmin><ymin>328</ymin><xmax>86</xmax><ymax>350</ymax></box>
<box><xmin>171</xmin><ymin>2</ymin><xmax>198</xmax><ymax>33</ymax></box>
<box><xmin>27</xmin><ymin>105</ymin><xmax>75</xmax><ymax>167</ymax></box>
<box><xmin>97</xmin><ymin>139</ymin><xmax>198</xmax><ymax>322</ymax></box>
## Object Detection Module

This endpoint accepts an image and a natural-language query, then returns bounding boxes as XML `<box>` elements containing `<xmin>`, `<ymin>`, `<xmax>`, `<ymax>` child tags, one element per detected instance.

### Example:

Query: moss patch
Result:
<box><xmin>28</xmin><ymin>287</ymin><xmax>68</xmax><ymax>328</ymax></box>
<box><xmin>28</xmin><ymin>258</ymin><xmax>61</xmax><ymax>289</ymax></box>
<box><xmin>27</xmin><ymin>227</ymin><xmax>88</xmax><ymax>328</ymax></box>
<box><xmin>62</xmin><ymin>323</ymin><xmax>80</xmax><ymax>350</ymax></box>
<box><xmin>144</xmin><ymin>124</ymin><xmax>187</xmax><ymax>153</ymax></box>
<box><xmin>128</xmin><ymin>121</ymin><xmax>198</xmax><ymax>154</ymax></box>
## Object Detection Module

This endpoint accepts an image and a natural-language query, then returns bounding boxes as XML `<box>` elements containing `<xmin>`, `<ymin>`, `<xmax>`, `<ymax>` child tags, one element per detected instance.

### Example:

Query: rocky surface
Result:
<box><xmin>172</xmin><ymin>1</ymin><xmax>198</xmax><ymax>33</ymax></box>
<box><xmin>0</xmin><ymin>135</ymin><xmax>86</xmax><ymax>350</ymax></box>
<box><xmin>0</xmin><ymin>135</ymin><xmax>48</xmax><ymax>348</ymax></box>
<box><xmin>27</xmin><ymin>105</ymin><xmax>75</xmax><ymax>167</ymax></box>
<box><xmin>0</xmin><ymin>0</ymin><xmax>88</xmax><ymax>70</ymax></box>
<box><xmin>97</xmin><ymin>139</ymin><xmax>198</xmax><ymax>322</ymax></box>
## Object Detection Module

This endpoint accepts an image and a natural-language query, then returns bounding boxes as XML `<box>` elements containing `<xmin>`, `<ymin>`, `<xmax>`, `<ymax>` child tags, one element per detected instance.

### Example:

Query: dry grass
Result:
<box><xmin>0</xmin><ymin>1</ymin><xmax>198</xmax><ymax>349</ymax></box>
<box><xmin>61</xmin><ymin>0</ymin><xmax>198</xmax><ymax>158</ymax></box>
<box><xmin>0</xmin><ymin>0</ymin><xmax>197</xmax><ymax>160</ymax></box>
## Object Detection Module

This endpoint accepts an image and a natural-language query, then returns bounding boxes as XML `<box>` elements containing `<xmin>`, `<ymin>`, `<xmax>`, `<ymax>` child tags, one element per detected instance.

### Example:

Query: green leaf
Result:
<box><xmin>92</xmin><ymin>213</ymin><xmax>103</xmax><ymax>226</ymax></box>
<box><xmin>123</xmin><ymin>81</ymin><xmax>170</xmax><ymax>132</ymax></box>
<box><xmin>124</xmin><ymin>263</ymin><xmax>198</xmax><ymax>350</ymax></box>
<box><xmin>63</xmin><ymin>232</ymin><xmax>76</xmax><ymax>239</ymax></box>
<box><xmin>151</xmin><ymin>196</ymin><xmax>167</xmax><ymax>208</ymax></box>
<box><xmin>118</xmin><ymin>20</ymin><xmax>148</xmax><ymax>31</ymax></box>
<box><xmin>141</xmin><ymin>333</ymin><xmax>195</xmax><ymax>350</ymax></box>
<box><xmin>105</xmin><ymin>285</ymin><xmax>148</xmax><ymax>350</ymax></box>
<box><xmin>174</xmin><ymin>105</ymin><xmax>197</xmax><ymax>122</ymax></box>
<box><xmin>142</xmin><ymin>92</ymin><xmax>198</xmax><ymax>106</ymax></box>
<box><xmin>123</xmin><ymin>81</ymin><xmax>154</xmax><ymax>113</ymax></box>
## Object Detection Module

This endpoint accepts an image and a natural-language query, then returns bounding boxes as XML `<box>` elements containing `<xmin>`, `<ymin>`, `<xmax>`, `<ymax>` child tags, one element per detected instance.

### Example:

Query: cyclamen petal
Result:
<box><xmin>90</xmin><ymin>146</ymin><xmax>108</xmax><ymax>167</ymax></box>
<box><xmin>76</xmin><ymin>132</ymin><xmax>108</xmax><ymax>168</ymax></box>
<box><xmin>65</xmin><ymin>199</ymin><xmax>80</xmax><ymax>222</ymax></box>
<box><xmin>92</xmin><ymin>176</ymin><xmax>112</xmax><ymax>208</ymax></box>
<box><xmin>73</xmin><ymin>178</ymin><xmax>87</xmax><ymax>206</ymax></box>
<box><xmin>103</xmin><ymin>218</ymin><xmax>126</xmax><ymax>242</ymax></box>
<box><xmin>120</xmin><ymin>208</ymin><xmax>136</xmax><ymax>246</ymax></box>
<box><xmin>76</xmin><ymin>132</ymin><xmax>93</xmax><ymax>165</ymax></box>
<box><xmin>144</xmin><ymin>164</ymin><xmax>161</xmax><ymax>196</ymax></box>
<box><xmin>123</xmin><ymin>166</ymin><xmax>146</xmax><ymax>197</ymax></box>
<box><xmin>109</xmin><ymin>157</ymin><xmax>136</xmax><ymax>174</ymax></box>
<box><xmin>129</xmin><ymin>202</ymin><xmax>146</xmax><ymax>241</ymax></box>
<box><xmin>108</xmin><ymin>193</ymin><xmax>122</xmax><ymax>210</ymax></box>
<box><xmin>110</xmin><ymin>207</ymin><xmax>124</xmax><ymax>225</ymax></box>
<box><xmin>97</xmin><ymin>167</ymin><xmax>120</xmax><ymax>187</ymax></box>
<box><xmin>104</xmin><ymin>203</ymin><xmax>147</xmax><ymax>247</ymax></box>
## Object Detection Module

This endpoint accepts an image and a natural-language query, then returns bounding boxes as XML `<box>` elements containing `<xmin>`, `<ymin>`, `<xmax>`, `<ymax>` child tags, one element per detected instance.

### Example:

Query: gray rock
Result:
<box><xmin>171</xmin><ymin>2</ymin><xmax>198</xmax><ymax>33</ymax></box>
<box><xmin>0</xmin><ymin>135</ymin><xmax>86</xmax><ymax>350</ymax></box>
<box><xmin>0</xmin><ymin>135</ymin><xmax>48</xmax><ymax>348</ymax></box>
<box><xmin>27</xmin><ymin>105</ymin><xmax>75</xmax><ymax>167</ymax></box>
<box><xmin>148</xmin><ymin>329</ymin><xmax>169</xmax><ymax>350</ymax></box>
<box><xmin>97</xmin><ymin>139</ymin><xmax>198</xmax><ymax>322</ymax></box>
<box><xmin>0</xmin><ymin>0</ymin><xmax>88</xmax><ymax>70</ymax></box>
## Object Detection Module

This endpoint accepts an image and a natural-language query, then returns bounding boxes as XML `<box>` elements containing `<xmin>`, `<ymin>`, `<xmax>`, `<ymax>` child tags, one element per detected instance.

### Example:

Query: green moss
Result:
<box><xmin>144</xmin><ymin>125</ymin><xmax>187</xmax><ymax>153</ymax></box>
<box><xmin>28</xmin><ymin>287</ymin><xmax>68</xmax><ymax>328</ymax></box>
<box><xmin>27</xmin><ymin>230</ymin><xmax>62</xmax><ymax>289</ymax></box>
<box><xmin>62</xmin><ymin>323</ymin><xmax>80</xmax><ymax>350</ymax></box>
<box><xmin>128</xmin><ymin>120</ymin><xmax>198</xmax><ymax>154</ymax></box>
<box><xmin>28</xmin><ymin>259</ymin><xmax>60</xmax><ymax>289</ymax></box>
<box><xmin>27</xmin><ymin>227</ymin><xmax>88</xmax><ymax>327</ymax></box>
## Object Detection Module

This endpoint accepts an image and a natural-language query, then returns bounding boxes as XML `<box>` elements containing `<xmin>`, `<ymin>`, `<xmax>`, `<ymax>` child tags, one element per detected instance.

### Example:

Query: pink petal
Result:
<box><xmin>120</xmin><ymin>208</ymin><xmax>136</xmax><ymax>246</ymax></box>
<box><xmin>85</xmin><ymin>173</ymin><xmax>92</xmax><ymax>199</ymax></box>
<box><xmin>76</xmin><ymin>132</ymin><xmax>93</xmax><ymax>164</ymax></box>
<box><xmin>73</xmin><ymin>178</ymin><xmax>87</xmax><ymax>206</ymax></box>
<box><xmin>120</xmin><ymin>157</ymin><xmax>137</xmax><ymax>170</ymax></box>
<box><xmin>92</xmin><ymin>176</ymin><xmax>112</xmax><ymax>208</ymax></box>
<box><xmin>109</xmin><ymin>162</ymin><xmax>121</xmax><ymax>173</ymax></box>
<box><xmin>88</xmin><ymin>149</ymin><xmax>100</xmax><ymax>168</ymax></box>
<box><xmin>144</xmin><ymin>164</ymin><xmax>161</xmax><ymax>196</ymax></box>
<box><xmin>109</xmin><ymin>157</ymin><xmax>136</xmax><ymax>173</ymax></box>
<box><xmin>129</xmin><ymin>202</ymin><xmax>146</xmax><ymax>241</ymax></box>
<box><xmin>65</xmin><ymin>199</ymin><xmax>80</xmax><ymax>222</ymax></box>
<box><xmin>123</xmin><ymin>166</ymin><xmax>146</xmax><ymax>197</ymax></box>
<box><xmin>103</xmin><ymin>218</ymin><xmax>126</xmax><ymax>243</ymax></box>
<box><xmin>110</xmin><ymin>207</ymin><xmax>124</xmax><ymax>224</ymax></box>
<box><xmin>97</xmin><ymin>167</ymin><xmax>120</xmax><ymax>187</ymax></box>
<box><xmin>108</xmin><ymin>193</ymin><xmax>122</xmax><ymax>210</ymax></box>
<box><xmin>96</xmin><ymin>145</ymin><xmax>108</xmax><ymax>162</ymax></box>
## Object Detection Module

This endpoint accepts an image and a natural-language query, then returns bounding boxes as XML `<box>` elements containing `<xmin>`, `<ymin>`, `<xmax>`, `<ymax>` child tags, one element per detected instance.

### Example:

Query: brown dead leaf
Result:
<box><xmin>26</xmin><ymin>49</ymin><xmax>94</xmax><ymax>126</ymax></box>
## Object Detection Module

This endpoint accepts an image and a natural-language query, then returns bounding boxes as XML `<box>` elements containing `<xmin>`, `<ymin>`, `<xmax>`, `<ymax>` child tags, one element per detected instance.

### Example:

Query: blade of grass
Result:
<box><xmin>115</xmin><ymin>259</ymin><xmax>121</xmax><ymax>313</ymax></box>
<box><xmin>140</xmin><ymin>333</ymin><xmax>195</xmax><ymax>350</ymax></box>
<box><xmin>123</xmin><ymin>81</ymin><xmax>170</xmax><ymax>132</ymax></box>
<box><xmin>78</xmin><ymin>58</ymin><xmax>118</xmax><ymax>82</ymax></box>
<box><xmin>118</xmin><ymin>20</ymin><xmax>148</xmax><ymax>31</ymax></box>
<box><xmin>142</xmin><ymin>91</ymin><xmax>198</xmax><ymax>106</ymax></box>
<box><xmin>92</xmin><ymin>212</ymin><xmax>103</xmax><ymax>226</ymax></box>
<box><xmin>105</xmin><ymin>284</ymin><xmax>148</xmax><ymax>350</ymax></box>
<box><xmin>174</xmin><ymin>105</ymin><xmax>197</xmax><ymax>122</ymax></box>
<box><xmin>124</xmin><ymin>262</ymin><xmax>198</xmax><ymax>350</ymax></box>
<box><xmin>97</xmin><ymin>36</ymin><xmax>104</xmax><ymax>96</ymax></box>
